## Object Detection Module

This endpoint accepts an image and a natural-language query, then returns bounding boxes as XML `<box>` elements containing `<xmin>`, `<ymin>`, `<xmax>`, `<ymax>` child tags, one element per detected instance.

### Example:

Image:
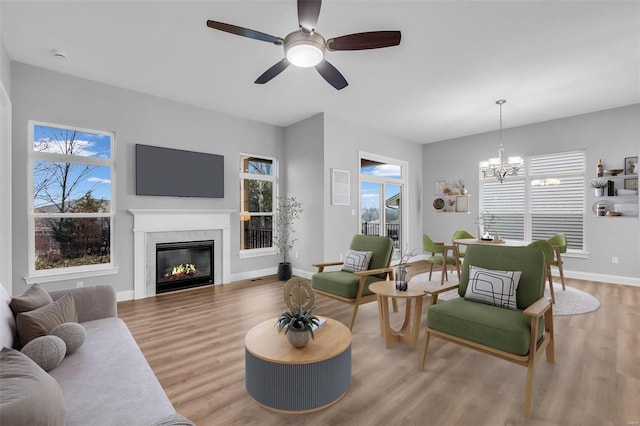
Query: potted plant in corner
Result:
<box><xmin>274</xmin><ymin>196</ymin><xmax>303</xmax><ymax>281</ymax></box>
<box><xmin>275</xmin><ymin>305</ymin><xmax>320</xmax><ymax>348</ymax></box>
<box><xmin>591</xmin><ymin>180</ymin><xmax>606</xmax><ymax>197</ymax></box>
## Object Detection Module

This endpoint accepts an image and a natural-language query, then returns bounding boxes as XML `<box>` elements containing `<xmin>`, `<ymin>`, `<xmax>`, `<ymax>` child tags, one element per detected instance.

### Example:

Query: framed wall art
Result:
<box><xmin>331</xmin><ymin>169</ymin><xmax>350</xmax><ymax>206</ymax></box>
<box><xmin>624</xmin><ymin>156</ymin><xmax>637</xmax><ymax>175</ymax></box>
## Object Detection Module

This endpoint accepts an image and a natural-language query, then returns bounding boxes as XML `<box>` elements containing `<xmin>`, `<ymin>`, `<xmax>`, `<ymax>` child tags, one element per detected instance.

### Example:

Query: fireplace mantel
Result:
<box><xmin>129</xmin><ymin>209</ymin><xmax>234</xmax><ymax>299</ymax></box>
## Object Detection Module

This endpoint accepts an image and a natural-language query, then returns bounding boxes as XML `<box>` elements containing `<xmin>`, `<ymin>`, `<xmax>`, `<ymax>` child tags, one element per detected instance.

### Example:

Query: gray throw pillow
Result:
<box><xmin>20</xmin><ymin>335</ymin><xmax>66</xmax><ymax>372</ymax></box>
<box><xmin>50</xmin><ymin>322</ymin><xmax>86</xmax><ymax>354</ymax></box>
<box><xmin>16</xmin><ymin>293</ymin><xmax>78</xmax><ymax>347</ymax></box>
<box><xmin>0</xmin><ymin>347</ymin><xmax>66</xmax><ymax>426</ymax></box>
<box><xmin>341</xmin><ymin>249</ymin><xmax>373</xmax><ymax>273</ymax></box>
<box><xmin>9</xmin><ymin>284</ymin><xmax>53</xmax><ymax>316</ymax></box>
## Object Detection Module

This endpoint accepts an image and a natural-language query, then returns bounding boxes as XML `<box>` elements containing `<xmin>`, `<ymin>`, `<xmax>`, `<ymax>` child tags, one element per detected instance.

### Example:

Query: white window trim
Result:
<box><xmin>239</xmin><ymin>153</ymin><xmax>277</xmax><ymax>257</ymax></box>
<box><xmin>26</xmin><ymin>120</ymin><xmax>116</xmax><ymax>283</ymax></box>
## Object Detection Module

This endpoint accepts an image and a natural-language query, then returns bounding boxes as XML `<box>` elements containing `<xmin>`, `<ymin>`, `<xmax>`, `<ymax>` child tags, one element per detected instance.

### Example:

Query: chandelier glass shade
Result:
<box><xmin>479</xmin><ymin>100</ymin><xmax>523</xmax><ymax>183</ymax></box>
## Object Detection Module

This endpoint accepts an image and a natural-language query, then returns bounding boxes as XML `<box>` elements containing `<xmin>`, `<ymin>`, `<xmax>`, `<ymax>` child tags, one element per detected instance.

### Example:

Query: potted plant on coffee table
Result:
<box><xmin>274</xmin><ymin>196</ymin><xmax>303</xmax><ymax>281</ymax></box>
<box><xmin>275</xmin><ymin>305</ymin><xmax>320</xmax><ymax>348</ymax></box>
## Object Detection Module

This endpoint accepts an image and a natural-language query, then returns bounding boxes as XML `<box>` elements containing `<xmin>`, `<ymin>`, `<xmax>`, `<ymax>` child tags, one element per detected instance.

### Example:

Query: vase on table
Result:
<box><xmin>395</xmin><ymin>265</ymin><xmax>408</xmax><ymax>291</ymax></box>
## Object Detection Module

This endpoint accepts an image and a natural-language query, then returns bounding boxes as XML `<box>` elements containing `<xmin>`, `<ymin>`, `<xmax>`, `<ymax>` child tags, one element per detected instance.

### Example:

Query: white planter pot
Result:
<box><xmin>594</xmin><ymin>188</ymin><xmax>604</xmax><ymax>197</ymax></box>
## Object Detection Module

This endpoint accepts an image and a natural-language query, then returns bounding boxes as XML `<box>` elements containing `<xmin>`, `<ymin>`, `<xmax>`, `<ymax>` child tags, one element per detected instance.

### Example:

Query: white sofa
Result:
<box><xmin>0</xmin><ymin>284</ymin><xmax>193</xmax><ymax>426</ymax></box>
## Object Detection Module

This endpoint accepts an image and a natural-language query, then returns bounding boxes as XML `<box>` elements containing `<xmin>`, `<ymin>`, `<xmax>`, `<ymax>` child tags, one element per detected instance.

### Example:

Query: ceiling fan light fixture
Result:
<box><xmin>284</xmin><ymin>31</ymin><xmax>325</xmax><ymax>68</ymax></box>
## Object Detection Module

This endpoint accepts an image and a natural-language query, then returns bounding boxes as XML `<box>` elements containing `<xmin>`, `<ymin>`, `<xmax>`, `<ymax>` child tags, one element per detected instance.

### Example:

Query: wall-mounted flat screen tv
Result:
<box><xmin>136</xmin><ymin>144</ymin><xmax>224</xmax><ymax>198</ymax></box>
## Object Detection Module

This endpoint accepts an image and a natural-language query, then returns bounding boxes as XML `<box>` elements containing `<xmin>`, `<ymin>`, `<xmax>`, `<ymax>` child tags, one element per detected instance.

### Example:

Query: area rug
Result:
<box><xmin>408</xmin><ymin>272</ymin><xmax>600</xmax><ymax>316</ymax></box>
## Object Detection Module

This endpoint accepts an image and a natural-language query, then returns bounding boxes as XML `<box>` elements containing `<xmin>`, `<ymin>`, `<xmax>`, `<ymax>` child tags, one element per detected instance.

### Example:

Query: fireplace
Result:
<box><xmin>130</xmin><ymin>209</ymin><xmax>232</xmax><ymax>299</ymax></box>
<box><xmin>156</xmin><ymin>240</ymin><xmax>214</xmax><ymax>294</ymax></box>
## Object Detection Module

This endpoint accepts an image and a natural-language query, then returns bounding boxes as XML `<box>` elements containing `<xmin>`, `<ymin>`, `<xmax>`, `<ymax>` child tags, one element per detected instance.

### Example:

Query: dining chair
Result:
<box><xmin>527</xmin><ymin>240</ymin><xmax>555</xmax><ymax>303</ymax></box>
<box><xmin>451</xmin><ymin>229</ymin><xmax>475</xmax><ymax>263</ymax></box>
<box><xmin>423</xmin><ymin>234</ymin><xmax>460</xmax><ymax>285</ymax></box>
<box><xmin>547</xmin><ymin>234</ymin><xmax>567</xmax><ymax>290</ymax></box>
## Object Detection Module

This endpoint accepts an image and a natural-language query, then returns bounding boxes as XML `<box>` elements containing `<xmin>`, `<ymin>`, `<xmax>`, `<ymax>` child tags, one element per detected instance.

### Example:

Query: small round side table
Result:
<box><xmin>369</xmin><ymin>280</ymin><xmax>425</xmax><ymax>349</ymax></box>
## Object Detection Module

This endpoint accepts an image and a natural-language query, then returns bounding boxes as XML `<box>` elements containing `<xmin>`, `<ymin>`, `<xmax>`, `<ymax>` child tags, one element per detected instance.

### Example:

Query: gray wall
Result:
<box><xmin>0</xmin><ymin>12</ymin><xmax>11</xmax><ymax>293</ymax></box>
<box><xmin>422</xmin><ymin>104</ymin><xmax>640</xmax><ymax>283</ymax></box>
<box><xmin>323</xmin><ymin>113</ymin><xmax>424</xmax><ymax>263</ymax></box>
<box><xmin>283</xmin><ymin>113</ymin><xmax>325</xmax><ymax>275</ymax></box>
<box><xmin>10</xmin><ymin>62</ymin><xmax>284</xmax><ymax>295</ymax></box>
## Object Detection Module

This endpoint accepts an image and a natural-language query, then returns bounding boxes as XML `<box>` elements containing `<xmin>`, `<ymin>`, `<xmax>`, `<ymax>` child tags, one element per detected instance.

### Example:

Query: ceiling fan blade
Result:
<box><xmin>254</xmin><ymin>59</ymin><xmax>290</xmax><ymax>84</ymax></box>
<box><xmin>206</xmin><ymin>20</ymin><xmax>283</xmax><ymax>45</ymax></box>
<box><xmin>298</xmin><ymin>0</ymin><xmax>322</xmax><ymax>32</ymax></box>
<box><xmin>327</xmin><ymin>31</ymin><xmax>401</xmax><ymax>51</ymax></box>
<box><xmin>315</xmin><ymin>60</ymin><xmax>348</xmax><ymax>90</ymax></box>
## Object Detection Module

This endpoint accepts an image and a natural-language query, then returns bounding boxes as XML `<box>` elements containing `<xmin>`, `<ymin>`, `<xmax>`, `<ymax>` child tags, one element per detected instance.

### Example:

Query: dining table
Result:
<box><xmin>453</xmin><ymin>237</ymin><xmax>531</xmax><ymax>264</ymax></box>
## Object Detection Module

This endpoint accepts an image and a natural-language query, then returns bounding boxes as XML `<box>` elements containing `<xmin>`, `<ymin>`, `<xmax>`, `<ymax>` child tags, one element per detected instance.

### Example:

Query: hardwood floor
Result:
<box><xmin>118</xmin><ymin>261</ymin><xmax>640</xmax><ymax>426</ymax></box>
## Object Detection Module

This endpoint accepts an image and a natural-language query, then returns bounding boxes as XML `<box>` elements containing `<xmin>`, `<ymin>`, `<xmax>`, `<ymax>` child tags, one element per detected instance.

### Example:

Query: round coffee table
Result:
<box><xmin>369</xmin><ymin>280</ymin><xmax>426</xmax><ymax>349</ymax></box>
<box><xmin>245</xmin><ymin>317</ymin><xmax>351</xmax><ymax>413</ymax></box>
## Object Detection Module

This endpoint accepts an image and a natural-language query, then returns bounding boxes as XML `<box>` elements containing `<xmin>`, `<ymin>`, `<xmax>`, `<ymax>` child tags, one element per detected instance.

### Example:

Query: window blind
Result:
<box><xmin>479</xmin><ymin>150</ymin><xmax>585</xmax><ymax>250</ymax></box>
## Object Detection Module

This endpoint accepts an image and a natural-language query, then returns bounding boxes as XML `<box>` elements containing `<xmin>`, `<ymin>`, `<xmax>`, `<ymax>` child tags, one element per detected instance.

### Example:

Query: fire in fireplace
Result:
<box><xmin>156</xmin><ymin>240</ymin><xmax>214</xmax><ymax>293</ymax></box>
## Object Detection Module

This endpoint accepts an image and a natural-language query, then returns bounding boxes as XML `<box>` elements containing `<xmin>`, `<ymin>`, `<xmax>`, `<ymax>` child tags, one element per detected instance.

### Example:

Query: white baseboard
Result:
<box><xmin>115</xmin><ymin>260</ymin><xmax>639</xmax><ymax>302</ymax></box>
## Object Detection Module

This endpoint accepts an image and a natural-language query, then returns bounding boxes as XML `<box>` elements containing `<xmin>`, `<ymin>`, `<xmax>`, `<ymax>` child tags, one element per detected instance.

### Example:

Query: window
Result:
<box><xmin>359</xmin><ymin>153</ymin><xmax>407</xmax><ymax>261</ymax></box>
<box><xmin>480</xmin><ymin>150</ymin><xmax>585</xmax><ymax>251</ymax></box>
<box><xmin>29</xmin><ymin>121</ymin><xmax>114</xmax><ymax>275</ymax></box>
<box><xmin>239</xmin><ymin>155</ymin><xmax>276</xmax><ymax>253</ymax></box>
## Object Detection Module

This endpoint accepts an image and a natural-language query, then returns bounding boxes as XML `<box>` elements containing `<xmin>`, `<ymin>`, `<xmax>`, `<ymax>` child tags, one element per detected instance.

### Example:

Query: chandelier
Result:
<box><xmin>479</xmin><ymin>100</ymin><xmax>523</xmax><ymax>183</ymax></box>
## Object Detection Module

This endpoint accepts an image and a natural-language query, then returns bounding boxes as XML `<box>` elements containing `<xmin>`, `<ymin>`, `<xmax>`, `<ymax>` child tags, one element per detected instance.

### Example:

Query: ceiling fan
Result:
<box><xmin>206</xmin><ymin>0</ymin><xmax>401</xmax><ymax>90</ymax></box>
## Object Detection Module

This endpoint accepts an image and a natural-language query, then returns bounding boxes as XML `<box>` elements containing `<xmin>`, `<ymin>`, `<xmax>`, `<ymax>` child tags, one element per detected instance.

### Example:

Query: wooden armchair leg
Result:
<box><xmin>418</xmin><ymin>330</ymin><xmax>431</xmax><ymax>371</ymax></box>
<box><xmin>545</xmin><ymin>313</ymin><xmax>555</xmax><ymax>363</ymax></box>
<box><xmin>524</xmin><ymin>360</ymin><xmax>535</xmax><ymax>417</ymax></box>
<box><xmin>348</xmin><ymin>305</ymin><xmax>359</xmax><ymax>331</ymax></box>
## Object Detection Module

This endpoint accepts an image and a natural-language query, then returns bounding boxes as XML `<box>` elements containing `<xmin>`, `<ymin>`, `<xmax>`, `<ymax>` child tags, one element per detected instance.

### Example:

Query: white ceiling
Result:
<box><xmin>2</xmin><ymin>0</ymin><xmax>639</xmax><ymax>143</ymax></box>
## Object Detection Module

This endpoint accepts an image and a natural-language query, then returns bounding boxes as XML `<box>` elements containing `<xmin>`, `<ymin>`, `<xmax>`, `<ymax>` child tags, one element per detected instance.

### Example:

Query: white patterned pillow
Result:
<box><xmin>341</xmin><ymin>250</ymin><xmax>373</xmax><ymax>273</ymax></box>
<box><xmin>464</xmin><ymin>266</ymin><xmax>522</xmax><ymax>310</ymax></box>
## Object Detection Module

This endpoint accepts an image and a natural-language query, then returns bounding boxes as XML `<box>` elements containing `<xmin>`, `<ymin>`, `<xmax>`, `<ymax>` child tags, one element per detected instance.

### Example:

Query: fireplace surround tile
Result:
<box><xmin>130</xmin><ymin>210</ymin><xmax>233</xmax><ymax>299</ymax></box>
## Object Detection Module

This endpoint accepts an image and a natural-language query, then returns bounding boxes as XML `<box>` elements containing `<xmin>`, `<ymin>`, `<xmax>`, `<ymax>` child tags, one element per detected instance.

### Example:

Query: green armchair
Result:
<box><xmin>419</xmin><ymin>244</ymin><xmax>554</xmax><ymax>417</ymax></box>
<box><xmin>311</xmin><ymin>235</ymin><xmax>395</xmax><ymax>330</ymax></box>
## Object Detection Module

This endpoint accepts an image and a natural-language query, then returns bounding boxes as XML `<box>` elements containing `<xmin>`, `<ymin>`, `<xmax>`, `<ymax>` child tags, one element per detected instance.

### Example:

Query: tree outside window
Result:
<box><xmin>31</xmin><ymin>122</ymin><xmax>114</xmax><ymax>271</ymax></box>
<box><xmin>240</xmin><ymin>155</ymin><xmax>275</xmax><ymax>251</ymax></box>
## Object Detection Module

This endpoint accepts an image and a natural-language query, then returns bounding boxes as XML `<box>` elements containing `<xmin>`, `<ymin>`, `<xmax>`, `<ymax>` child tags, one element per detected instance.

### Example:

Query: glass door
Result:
<box><xmin>360</xmin><ymin>156</ymin><xmax>405</xmax><ymax>261</ymax></box>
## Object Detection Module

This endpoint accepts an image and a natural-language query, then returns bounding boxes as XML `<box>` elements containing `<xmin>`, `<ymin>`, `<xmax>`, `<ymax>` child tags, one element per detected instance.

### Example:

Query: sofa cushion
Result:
<box><xmin>464</xmin><ymin>266</ymin><xmax>522</xmax><ymax>310</ymax></box>
<box><xmin>0</xmin><ymin>347</ymin><xmax>66</xmax><ymax>426</ymax></box>
<box><xmin>9</xmin><ymin>284</ymin><xmax>53</xmax><ymax>316</ymax></box>
<box><xmin>428</xmin><ymin>298</ymin><xmax>544</xmax><ymax>356</ymax></box>
<box><xmin>341</xmin><ymin>249</ymin><xmax>373</xmax><ymax>273</ymax></box>
<box><xmin>0</xmin><ymin>284</ymin><xmax>16</xmax><ymax>348</ymax></box>
<box><xmin>48</xmin><ymin>317</ymin><xmax>176</xmax><ymax>425</ymax></box>
<box><xmin>16</xmin><ymin>293</ymin><xmax>78</xmax><ymax>347</ymax></box>
<box><xmin>20</xmin><ymin>335</ymin><xmax>66</xmax><ymax>372</ymax></box>
<box><xmin>50</xmin><ymin>322</ymin><xmax>86</xmax><ymax>355</ymax></box>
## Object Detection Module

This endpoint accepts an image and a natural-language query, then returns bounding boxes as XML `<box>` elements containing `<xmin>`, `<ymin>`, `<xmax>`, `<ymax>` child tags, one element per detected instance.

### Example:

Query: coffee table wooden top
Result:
<box><xmin>369</xmin><ymin>280</ymin><xmax>427</xmax><ymax>298</ymax></box>
<box><xmin>245</xmin><ymin>318</ymin><xmax>351</xmax><ymax>365</ymax></box>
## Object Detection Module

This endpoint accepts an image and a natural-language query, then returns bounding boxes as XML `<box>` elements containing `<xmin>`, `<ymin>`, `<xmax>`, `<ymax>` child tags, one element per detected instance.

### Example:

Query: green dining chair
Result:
<box><xmin>527</xmin><ymin>240</ymin><xmax>555</xmax><ymax>304</ymax></box>
<box><xmin>547</xmin><ymin>234</ymin><xmax>567</xmax><ymax>290</ymax></box>
<box><xmin>451</xmin><ymin>229</ymin><xmax>475</xmax><ymax>261</ymax></box>
<box><xmin>423</xmin><ymin>234</ymin><xmax>460</xmax><ymax>285</ymax></box>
